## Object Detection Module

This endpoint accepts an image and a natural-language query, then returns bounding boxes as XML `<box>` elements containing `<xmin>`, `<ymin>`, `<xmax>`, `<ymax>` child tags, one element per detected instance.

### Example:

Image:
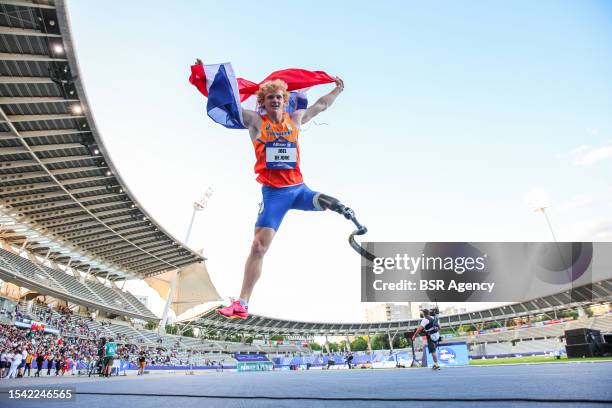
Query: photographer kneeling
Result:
<box><xmin>412</xmin><ymin>308</ymin><xmax>441</xmax><ymax>371</ymax></box>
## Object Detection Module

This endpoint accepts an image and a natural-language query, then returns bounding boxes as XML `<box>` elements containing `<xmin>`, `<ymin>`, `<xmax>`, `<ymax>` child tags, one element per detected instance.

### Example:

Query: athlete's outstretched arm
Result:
<box><xmin>241</xmin><ymin>108</ymin><xmax>259</xmax><ymax>129</ymax></box>
<box><xmin>298</xmin><ymin>77</ymin><xmax>344</xmax><ymax>125</ymax></box>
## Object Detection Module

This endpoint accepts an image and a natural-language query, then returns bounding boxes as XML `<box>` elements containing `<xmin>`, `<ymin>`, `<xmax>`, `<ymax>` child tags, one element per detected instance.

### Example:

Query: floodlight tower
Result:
<box><xmin>535</xmin><ymin>206</ymin><xmax>559</xmax><ymax>243</ymax></box>
<box><xmin>158</xmin><ymin>188</ymin><xmax>213</xmax><ymax>335</ymax></box>
<box><xmin>535</xmin><ymin>205</ymin><xmax>571</xmax><ymax>288</ymax></box>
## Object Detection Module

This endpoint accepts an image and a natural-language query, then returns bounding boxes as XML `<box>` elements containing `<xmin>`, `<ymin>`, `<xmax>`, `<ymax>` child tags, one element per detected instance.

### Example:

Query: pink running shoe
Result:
<box><xmin>217</xmin><ymin>299</ymin><xmax>248</xmax><ymax>320</ymax></box>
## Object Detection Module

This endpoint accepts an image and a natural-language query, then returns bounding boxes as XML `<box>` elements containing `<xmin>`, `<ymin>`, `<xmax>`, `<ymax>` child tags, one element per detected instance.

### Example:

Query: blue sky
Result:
<box><xmin>67</xmin><ymin>1</ymin><xmax>612</xmax><ymax>322</ymax></box>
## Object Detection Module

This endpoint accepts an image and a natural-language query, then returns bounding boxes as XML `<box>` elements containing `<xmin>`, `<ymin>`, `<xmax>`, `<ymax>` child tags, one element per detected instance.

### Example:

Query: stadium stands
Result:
<box><xmin>592</xmin><ymin>315</ymin><xmax>612</xmax><ymax>332</ymax></box>
<box><xmin>463</xmin><ymin>315</ymin><xmax>612</xmax><ymax>357</ymax></box>
<box><xmin>0</xmin><ymin>247</ymin><xmax>157</xmax><ymax>320</ymax></box>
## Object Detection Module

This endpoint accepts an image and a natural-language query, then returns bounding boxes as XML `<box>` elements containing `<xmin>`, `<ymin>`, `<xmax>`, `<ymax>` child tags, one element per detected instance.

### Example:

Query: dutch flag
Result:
<box><xmin>190</xmin><ymin>61</ymin><xmax>335</xmax><ymax>129</ymax></box>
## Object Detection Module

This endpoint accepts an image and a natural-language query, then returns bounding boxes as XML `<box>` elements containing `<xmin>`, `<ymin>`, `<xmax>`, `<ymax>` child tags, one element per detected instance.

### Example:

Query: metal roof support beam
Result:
<box><xmin>94</xmin><ymin>208</ymin><xmax>135</xmax><ymax>219</ymax></box>
<box><xmin>0</xmin><ymin>1</ymin><xmax>56</xmax><ymax>10</ymax></box>
<box><xmin>19</xmin><ymin>129</ymin><xmax>91</xmax><ymax>139</ymax></box>
<box><xmin>0</xmin><ymin>145</ymin><xmax>28</xmax><ymax>154</ymax></box>
<box><xmin>161</xmin><ymin>258</ymin><xmax>197</xmax><ymax>269</ymax></box>
<box><xmin>124</xmin><ymin>255</ymin><xmax>181</xmax><ymax>270</ymax></box>
<box><xmin>119</xmin><ymin>229</ymin><xmax>157</xmax><ymax>241</ymax></box>
<box><xmin>0</xmin><ymin>97</ymin><xmax>79</xmax><ymax>104</ymax></box>
<box><xmin>104</xmin><ymin>249</ymin><xmax>160</xmax><ymax>265</ymax></box>
<box><xmin>81</xmin><ymin>233</ymin><xmax>160</xmax><ymax>252</ymax></box>
<box><xmin>42</xmin><ymin>220</ymin><xmax>101</xmax><ymax>234</ymax></box>
<box><xmin>81</xmin><ymin>240</ymin><xmax>136</xmax><ymax>254</ymax></box>
<box><xmin>130</xmin><ymin>235</ymin><xmax>169</xmax><ymax>246</ymax></box>
<box><xmin>4</xmin><ymin>113</ymin><xmax>85</xmax><ymax>123</ymax></box>
<box><xmin>67</xmin><ymin>185</ymin><xmax>114</xmax><ymax>196</ymax></box>
<box><xmin>0</xmin><ymin>132</ymin><xmax>20</xmax><ymax>141</ymax></box>
<box><xmin>10</xmin><ymin>204</ymin><xmax>81</xmax><ymax>219</ymax></box>
<box><xmin>60</xmin><ymin>176</ymin><xmax>114</xmax><ymax>187</ymax></box>
<box><xmin>70</xmin><ymin>231</ymin><xmax>116</xmax><ymax>245</ymax></box>
<box><xmin>0</xmin><ymin>78</ymin><xmax>55</xmax><ymax>86</ymax></box>
<box><xmin>5</xmin><ymin>190</ymin><xmax>68</xmax><ymax>205</ymax></box>
<box><xmin>0</xmin><ymin>26</ymin><xmax>60</xmax><ymax>37</ymax></box>
<box><xmin>141</xmin><ymin>245</ymin><xmax>182</xmax><ymax>255</ymax></box>
<box><xmin>0</xmin><ymin>158</ymin><xmax>39</xmax><ymax>169</ymax></box>
<box><xmin>40</xmin><ymin>155</ymin><xmax>100</xmax><ymax>165</ymax></box>
<box><xmin>0</xmin><ymin>181</ymin><xmax>59</xmax><ymax>195</ymax></box>
<box><xmin>141</xmin><ymin>264</ymin><xmax>178</xmax><ymax>277</ymax></box>
<box><xmin>104</xmin><ymin>219</ymin><xmax>143</xmax><ymax>230</ymax></box>
<box><xmin>29</xmin><ymin>143</ymin><xmax>85</xmax><ymax>153</ymax></box>
<box><xmin>93</xmin><ymin>240</ymin><xmax>167</xmax><ymax>258</ymax></box>
<box><xmin>0</xmin><ymin>52</ymin><xmax>67</xmax><ymax>62</ymax></box>
<box><xmin>78</xmin><ymin>192</ymin><xmax>124</xmax><ymax>204</ymax></box>
<box><xmin>0</xmin><ymin>169</ymin><xmax>48</xmax><ymax>182</ymax></box>
<box><xmin>141</xmin><ymin>261</ymin><xmax>194</xmax><ymax>277</ymax></box>
<box><xmin>93</xmin><ymin>213</ymin><xmax>134</xmax><ymax>224</ymax></box>
<box><xmin>107</xmin><ymin>247</ymin><xmax>180</xmax><ymax>264</ymax></box>
<box><xmin>18</xmin><ymin>207</ymin><xmax>86</xmax><ymax>221</ymax></box>
<box><xmin>7</xmin><ymin>198</ymin><xmax>75</xmax><ymax>211</ymax></box>
<box><xmin>73</xmin><ymin>230</ymin><xmax>133</xmax><ymax>245</ymax></box>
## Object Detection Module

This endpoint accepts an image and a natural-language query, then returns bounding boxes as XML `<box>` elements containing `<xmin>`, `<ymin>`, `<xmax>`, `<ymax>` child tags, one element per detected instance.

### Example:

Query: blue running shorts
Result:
<box><xmin>255</xmin><ymin>183</ymin><xmax>323</xmax><ymax>231</ymax></box>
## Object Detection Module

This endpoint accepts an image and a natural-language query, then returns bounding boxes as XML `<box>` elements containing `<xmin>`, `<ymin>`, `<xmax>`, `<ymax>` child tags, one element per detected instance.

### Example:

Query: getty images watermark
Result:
<box><xmin>360</xmin><ymin>242</ymin><xmax>612</xmax><ymax>303</ymax></box>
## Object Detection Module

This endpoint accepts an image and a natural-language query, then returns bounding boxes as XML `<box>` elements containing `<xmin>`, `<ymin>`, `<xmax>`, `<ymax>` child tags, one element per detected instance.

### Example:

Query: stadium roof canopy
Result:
<box><xmin>187</xmin><ymin>279</ymin><xmax>612</xmax><ymax>337</ymax></box>
<box><xmin>0</xmin><ymin>0</ymin><xmax>203</xmax><ymax>280</ymax></box>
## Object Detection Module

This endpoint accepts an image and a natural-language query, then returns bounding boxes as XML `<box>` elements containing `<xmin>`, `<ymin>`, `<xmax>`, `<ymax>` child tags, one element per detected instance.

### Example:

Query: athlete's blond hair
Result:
<box><xmin>256</xmin><ymin>79</ymin><xmax>290</xmax><ymax>108</ymax></box>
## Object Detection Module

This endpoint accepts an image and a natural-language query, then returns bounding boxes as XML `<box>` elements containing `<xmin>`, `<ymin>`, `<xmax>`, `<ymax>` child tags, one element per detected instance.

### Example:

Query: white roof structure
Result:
<box><xmin>187</xmin><ymin>280</ymin><xmax>612</xmax><ymax>337</ymax></box>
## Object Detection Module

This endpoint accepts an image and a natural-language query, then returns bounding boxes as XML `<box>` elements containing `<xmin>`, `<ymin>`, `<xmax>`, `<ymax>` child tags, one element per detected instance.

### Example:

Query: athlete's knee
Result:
<box><xmin>250</xmin><ymin>237</ymin><xmax>270</xmax><ymax>258</ymax></box>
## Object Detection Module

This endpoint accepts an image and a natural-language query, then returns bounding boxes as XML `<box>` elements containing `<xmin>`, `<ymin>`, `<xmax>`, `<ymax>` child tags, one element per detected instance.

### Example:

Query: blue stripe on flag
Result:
<box><xmin>206</xmin><ymin>64</ymin><xmax>245</xmax><ymax>129</ymax></box>
<box><xmin>285</xmin><ymin>91</ymin><xmax>308</xmax><ymax>113</ymax></box>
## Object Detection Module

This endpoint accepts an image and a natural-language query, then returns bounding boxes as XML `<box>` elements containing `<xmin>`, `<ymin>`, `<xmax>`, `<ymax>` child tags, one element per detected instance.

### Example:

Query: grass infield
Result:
<box><xmin>469</xmin><ymin>355</ymin><xmax>612</xmax><ymax>365</ymax></box>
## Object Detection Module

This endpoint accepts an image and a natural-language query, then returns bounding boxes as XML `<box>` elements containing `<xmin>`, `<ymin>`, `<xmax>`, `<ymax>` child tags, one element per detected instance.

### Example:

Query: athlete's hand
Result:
<box><xmin>335</xmin><ymin>76</ymin><xmax>344</xmax><ymax>92</ymax></box>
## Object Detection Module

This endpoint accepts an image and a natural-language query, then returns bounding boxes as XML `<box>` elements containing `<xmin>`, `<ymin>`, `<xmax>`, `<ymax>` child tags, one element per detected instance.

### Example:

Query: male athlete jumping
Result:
<box><xmin>195</xmin><ymin>60</ymin><xmax>354</xmax><ymax>319</ymax></box>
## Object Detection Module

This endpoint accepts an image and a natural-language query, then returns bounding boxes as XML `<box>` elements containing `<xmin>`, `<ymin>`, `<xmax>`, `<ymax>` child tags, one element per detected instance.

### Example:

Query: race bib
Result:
<box><xmin>265</xmin><ymin>141</ymin><xmax>297</xmax><ymax>169</ymax></box>
<box><xmin>430</xmin><ymin>332</ymin><xmax>440</xmax><ymax>342</ymax></box>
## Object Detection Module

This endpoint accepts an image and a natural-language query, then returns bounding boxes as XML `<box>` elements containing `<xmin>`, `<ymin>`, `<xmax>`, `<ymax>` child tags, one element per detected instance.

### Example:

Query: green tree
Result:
<box><xmin>483</xmin><ymin>322</ymin><xmax>500</xmax><ymax>330</ymax></box>
<box><xmin>145</xmin><ymin>321</ymin><xmax>157</xmax><ymax>330</ymax></box>
<box><xmin>351</xmin><ymin>337</ymin><xmax>368</xmax><ymax>351</ymax></box>
<box><xmin>560</xmin><ymin>310</ymin><xmax>578</xmax><ymax>319</ymax></box>
<box><xmin>371</xmin><ymin>334</ymin><xmax>387</xmax><ymax>350</ymax></box>
<box><xmin>328</xmin><ymin>342</ymin><xmax>340</xmax><ymax>352</ymax></box>
<box><xmin>369</xmin><ymin>333</ymin><xmax>407</xmax><ymax>350</ymax></box>
<box><xmin>270</xmin><ymin>335</ymin><xmax>284</xmax><ymax>341</ymax></box>
<box><xmin>227</xmin><ymin>334</ymin><xmax>242</xmax><ymax>343</ymax></box>
<box><xmin>202</xmin><ymin>330</ymin><xmax>218</xmax><ymax>340</ymax></box>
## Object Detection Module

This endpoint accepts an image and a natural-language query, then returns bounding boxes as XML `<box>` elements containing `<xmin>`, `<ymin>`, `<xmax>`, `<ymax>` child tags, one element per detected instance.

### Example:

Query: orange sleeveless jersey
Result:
<box><xmin>253</xmin><ymin>112</ymin><xmax>303</xmax><ymax>187</ymax></box>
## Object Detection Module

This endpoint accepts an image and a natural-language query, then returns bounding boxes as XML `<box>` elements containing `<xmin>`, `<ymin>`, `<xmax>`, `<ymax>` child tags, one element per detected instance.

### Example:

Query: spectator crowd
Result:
<box><xmin>0</xmin><ymin>304</ymin><xmax>207</xmax><ymax>380</ymax></box>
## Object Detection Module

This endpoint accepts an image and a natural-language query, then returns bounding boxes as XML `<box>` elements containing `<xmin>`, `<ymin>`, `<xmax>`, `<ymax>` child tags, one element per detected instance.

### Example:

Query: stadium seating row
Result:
<box><xmin>0</xmin><ymin>248</ymin><xmax>156</xmax><ymax>319</ymax></box>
